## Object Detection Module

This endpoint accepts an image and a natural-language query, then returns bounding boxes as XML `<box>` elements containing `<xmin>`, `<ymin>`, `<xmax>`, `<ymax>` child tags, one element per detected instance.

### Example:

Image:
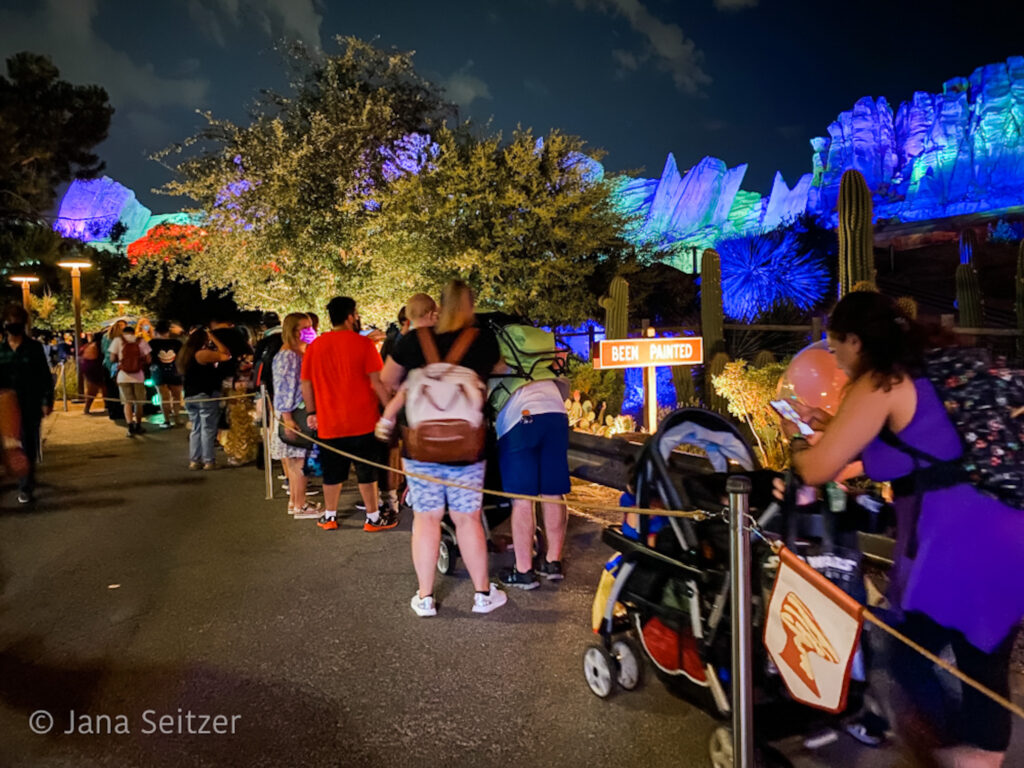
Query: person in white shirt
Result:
<box><xmin>496</xmin><ymin>379</ymin><xmax>571</xmax><ymax>589</ymax></box>
<box><xmin>108</xmin><ymin>324</ymin><xmax>152</xmax><ymax>437</ymax></box>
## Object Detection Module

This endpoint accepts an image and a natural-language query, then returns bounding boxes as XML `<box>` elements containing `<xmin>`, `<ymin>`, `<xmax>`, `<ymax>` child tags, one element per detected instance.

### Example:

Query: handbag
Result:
<box><xmin>278</xmin><ymin>405</ymin><xmax>315</xmax><ymax>448</ymax></box>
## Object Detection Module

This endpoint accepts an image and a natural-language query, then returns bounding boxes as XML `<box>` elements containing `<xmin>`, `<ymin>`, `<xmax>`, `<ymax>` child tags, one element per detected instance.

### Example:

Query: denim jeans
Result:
<box><xmin>185</xmin><ymin>395</ymin><xmax>223</xmax><ymax>464</ymax></box>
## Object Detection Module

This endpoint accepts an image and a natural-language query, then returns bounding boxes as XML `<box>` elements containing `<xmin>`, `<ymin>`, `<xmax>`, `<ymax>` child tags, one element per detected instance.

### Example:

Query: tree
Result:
<box><xmin>156</xmin><ymin>37</ymin><xmax>450</xmax><ymax>317</ymax></box>
<box><xmin>353</xmin><ymin>126</ymin><xmax>640</xmax><ymax>324</ymax></box>
<box><xmin>0</xmin><ymin>53</ymin><xmax>113</xmax><ymax>224</ymax></box>
<box><xmin>157</xmin><ymin>37</ymin><xmax>641</xmax><ymax>324</ymax></box>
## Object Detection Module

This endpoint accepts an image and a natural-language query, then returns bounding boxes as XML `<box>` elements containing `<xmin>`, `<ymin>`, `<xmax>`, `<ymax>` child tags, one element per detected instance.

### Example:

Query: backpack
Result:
<box><xmin>882</xmin><ymin>347</ymin><xmax>1024</xmax><ymax>510</ymax></box>
<box><xmin>402</xmin><ymin>327</ymin><xmax>486</xmax><ymax>463</ymax></box>
<box><xmin>254</xmin><ymin>333</ymin><xmax>284</xmax><ymax>397</ymax></box>
<box><xmin>119</xmin><ymin>340</ymin><xmax>143</xmax><ymax>374</ymax></box>
<box><xmin>487</xmin><ymin>322</ymin><xmax>569</xmax><ymax>415</ymax></box>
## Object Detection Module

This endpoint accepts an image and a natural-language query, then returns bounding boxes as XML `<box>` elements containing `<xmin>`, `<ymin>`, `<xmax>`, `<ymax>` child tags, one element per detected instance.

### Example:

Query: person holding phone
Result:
<box><xmin>782</xmin><ymin>292</ymin><xmax>1024</xmax><ymax>768</ymax></box>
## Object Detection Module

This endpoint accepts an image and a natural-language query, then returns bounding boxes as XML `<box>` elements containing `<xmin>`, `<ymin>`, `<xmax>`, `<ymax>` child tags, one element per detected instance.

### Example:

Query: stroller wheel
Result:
<box><xmin>582</xmin><ymin>645</ymin><xmax>616</xmax><ymax>699</ymax></box>
<box><xmin>611</xmin><ymin>637</ymin><xmax>642</xmax><ymax>691</ymax></box>
<box><xmin>708</xmin><ymin>726</ymin><xmax>733</xmax><ymax>768</ymax></box>
<box><xmin>437</xmin><ymin>532</ymin><xmax>458</xmax><ymax>575</ymax></box>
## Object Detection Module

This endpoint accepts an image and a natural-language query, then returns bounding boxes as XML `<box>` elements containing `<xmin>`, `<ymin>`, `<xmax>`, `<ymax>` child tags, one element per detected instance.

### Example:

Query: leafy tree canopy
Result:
<box><xmin>0</xmin><ymin>52</ymin><xmax>113</xmax><ymax>224</ymax></box>
<box><xmin>158</xmin><ymin>36</ymin><xmax>641</xmax><ymax>325</ymax></box>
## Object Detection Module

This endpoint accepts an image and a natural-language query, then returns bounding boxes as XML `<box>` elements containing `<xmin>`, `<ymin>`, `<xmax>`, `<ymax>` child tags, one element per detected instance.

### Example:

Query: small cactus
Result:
<box><xmin>851</xmin><ymin>280</ymin><xmax>879</xmax><ymax>293</ymax></box>
<box><xmin>956</xmin><ymin>262</ymin><xmax>983</xmax><ymax>328</ymax></box>
<box><xmin>599</xmin><ymin>276</ymin><xmax>629</xmax><ymax>339</ymax></box>
<box><xmin>838</xmin><ymin>169</ymin><xmax>875</xmax><ymax>297</ymax></box>
<box><xmin>895</xmin><ymin>296</ymin><xmax>919</xmax><ymax>321</ymax></box>
<box><xmin>753</xmin><ymin>350</ymin><xmax>776</xmax><ymax>367</ymax></box>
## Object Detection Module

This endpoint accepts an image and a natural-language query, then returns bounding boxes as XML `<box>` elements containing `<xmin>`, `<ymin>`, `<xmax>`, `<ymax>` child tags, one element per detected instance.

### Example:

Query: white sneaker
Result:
<box><xmin>410</xmin><ymin>593</ymin><xmax>437</xmax><ymax>617</ymax></box>
<box><xmin>293</xmin><ymin>502</ymin><xmax>322</xmax><ymax>520</ymax></box>
<box><xmin>472</xmin><ymin>584</ymin><xmax>508</xmax><ymax>614</ymax></box>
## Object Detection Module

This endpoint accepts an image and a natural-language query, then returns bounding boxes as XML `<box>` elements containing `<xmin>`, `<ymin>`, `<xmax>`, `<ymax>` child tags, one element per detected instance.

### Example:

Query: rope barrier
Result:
<box><xmin>112</xmin><ymin>392</ymin><xmax>261</xmax><ymax>406</ymax></box>
<box><xmin>270</xmin><ymin>412</ymin><xmax>708</xmax><ymax>520</ymax></box>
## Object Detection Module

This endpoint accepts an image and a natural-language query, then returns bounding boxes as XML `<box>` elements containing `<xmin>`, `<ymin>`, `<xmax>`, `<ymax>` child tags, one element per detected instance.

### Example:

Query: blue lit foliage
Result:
<box><xmin>380</xmin><ymin>133</ymin><xmax>440</xmax><ymax>182</ymax></box>
<box><xmin>716</xmin><ymin>229</ymin><xmax>829</xmax><ymax>322</ymax></box>
<box><xmin>622</xmin><ymin>367</ymin><xmax>678</xmax><ymax>417</ymax></box>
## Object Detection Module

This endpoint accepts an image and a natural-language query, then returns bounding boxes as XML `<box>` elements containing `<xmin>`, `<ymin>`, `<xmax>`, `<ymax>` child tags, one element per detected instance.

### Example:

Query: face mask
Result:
<box><xmin>5</xmin><ymin>322</ymin><xmax>25</xmax><ymax>336</ymax></box>
<box><xmin>123</xmin><ymin>334</ymin><xmax>137</xmax><ymax>343</ymax></box>
<box><xmin>299</xmin><ymin>327</ymin><xmax>317</xmax><ymax>344</ymax></box>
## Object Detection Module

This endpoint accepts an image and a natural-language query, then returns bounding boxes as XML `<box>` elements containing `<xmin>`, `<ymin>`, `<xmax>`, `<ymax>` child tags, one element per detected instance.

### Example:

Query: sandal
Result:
<box><xmin>292</xmin><ymin>502</ymin><xmax>323</xmax><ymax>520</ymax></box>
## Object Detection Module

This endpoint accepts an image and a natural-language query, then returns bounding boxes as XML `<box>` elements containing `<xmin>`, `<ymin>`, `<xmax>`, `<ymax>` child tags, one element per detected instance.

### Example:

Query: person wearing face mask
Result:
<box><xmin>108</xmin><ymin>325</ymin><xmax>152</xmax><ymax>437</ymax></box>
<box><xmin>0</xmin><ymin>304</ymin><xmax>54</xmax><ymax>504</ymax></box>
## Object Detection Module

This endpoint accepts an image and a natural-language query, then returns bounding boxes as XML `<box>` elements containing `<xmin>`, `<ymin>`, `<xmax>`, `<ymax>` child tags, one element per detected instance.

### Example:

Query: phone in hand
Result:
<box><xmin>770</xmin><ymin>399</ymin><xmax>815</xmax><ymax>436</ymax></box>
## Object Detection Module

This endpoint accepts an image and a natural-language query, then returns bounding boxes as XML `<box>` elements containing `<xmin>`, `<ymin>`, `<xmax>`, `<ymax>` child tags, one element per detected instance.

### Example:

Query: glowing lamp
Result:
<box><xmin>11</xmin><ymin>276</ymin><xmax>39</xmax><ymax>313</ymax></box>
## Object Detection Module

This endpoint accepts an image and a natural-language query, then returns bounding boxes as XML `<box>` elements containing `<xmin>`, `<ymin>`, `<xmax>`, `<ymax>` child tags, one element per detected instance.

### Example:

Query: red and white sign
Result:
<box><xmin>594</xmin><ymin>337</ymin><xmax>704</xmax><ymax>370</ymax></box>
<box><xmin>763</xmin><ymin>546</ymin><xmax>864</xmax><ymax>713</ymax></box>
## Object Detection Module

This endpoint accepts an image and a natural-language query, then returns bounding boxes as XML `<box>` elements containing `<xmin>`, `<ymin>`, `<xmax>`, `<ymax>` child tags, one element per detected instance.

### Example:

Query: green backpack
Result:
<box><xmin>487</xmin><ymin>323</ymin><xmax>569</xmax><ymax>415</ymax></box>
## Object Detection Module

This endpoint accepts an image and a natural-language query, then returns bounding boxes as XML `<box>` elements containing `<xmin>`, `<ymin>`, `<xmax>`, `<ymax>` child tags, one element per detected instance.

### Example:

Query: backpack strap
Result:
<box><xmin>416</xmin><ymin>327</ymin><xmax>441</xmax><ymax>365</ymax></box>
<box><xmin>444</xmin><ymin>328</ymin><xmax>479</xmax><ymax>365</ymax></box>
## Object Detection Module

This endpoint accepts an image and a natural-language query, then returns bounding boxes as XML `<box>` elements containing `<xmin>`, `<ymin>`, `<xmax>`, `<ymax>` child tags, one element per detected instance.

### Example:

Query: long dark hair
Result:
<box><xmin>177</xmin><ymin>329</ymin><xmax>209</xmax><ymax>374</ymax></box>
<box><xmin>827</xmin><ymin>292</ymin><xmax>928</xmax><ymax>391</ymax></box>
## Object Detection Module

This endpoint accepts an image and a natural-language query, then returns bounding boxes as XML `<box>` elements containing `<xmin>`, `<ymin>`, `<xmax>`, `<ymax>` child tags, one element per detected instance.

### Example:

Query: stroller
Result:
<box><xmin>584</xmin><ymin>408</ymin><xmax>871</xmax><ymax>767</ymax></box>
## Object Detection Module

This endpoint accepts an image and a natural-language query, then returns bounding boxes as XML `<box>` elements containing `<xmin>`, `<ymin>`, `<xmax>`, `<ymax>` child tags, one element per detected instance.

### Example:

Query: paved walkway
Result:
<box><xmin>0</xmin><ymin>405</ymin><xmax>1020</xmax><ymax>767</ymax></box>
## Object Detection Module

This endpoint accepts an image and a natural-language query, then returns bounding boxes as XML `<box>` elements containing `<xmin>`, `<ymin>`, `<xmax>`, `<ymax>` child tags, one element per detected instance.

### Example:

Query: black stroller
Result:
<box><xmin>583</xmin><ymin>408</ymin><xmax>871</xmax><ymax>767</ymax></box>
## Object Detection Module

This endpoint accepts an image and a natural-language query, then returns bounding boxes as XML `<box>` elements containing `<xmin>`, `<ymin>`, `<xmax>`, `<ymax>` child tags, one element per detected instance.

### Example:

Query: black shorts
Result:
<box><xmin>889</xmin><ymin>611</ymin><xmax>1020</xmax><ymax>752</ymax></box>
<box><xmin>320</xmin><ymin>433</ymin><xmax>380</xmax><ymax>486</ymax></box>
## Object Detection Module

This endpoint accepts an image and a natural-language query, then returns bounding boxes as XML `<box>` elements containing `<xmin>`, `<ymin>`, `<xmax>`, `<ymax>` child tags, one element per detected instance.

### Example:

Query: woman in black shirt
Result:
<box><xmin>178</xmin><ymin>329</ymin><xmax>231</xmax><ymax>470</ymax></box>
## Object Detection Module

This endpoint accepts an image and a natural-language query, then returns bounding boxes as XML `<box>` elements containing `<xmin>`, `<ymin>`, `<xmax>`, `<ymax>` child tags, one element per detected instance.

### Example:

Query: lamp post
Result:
<box><xmin>10</xmin><ymin>275</ymin><xmax>39</xmax><ymax>314</ymax></box>
<box><xmin>113</xmin><ymin>299</ymin><xmax>130</xmax><ymax>312</ymax></box>
<box><xmin>57</xmin><ymin>260</ymin><xmax>92</xmax><ymax>397</ymax></box>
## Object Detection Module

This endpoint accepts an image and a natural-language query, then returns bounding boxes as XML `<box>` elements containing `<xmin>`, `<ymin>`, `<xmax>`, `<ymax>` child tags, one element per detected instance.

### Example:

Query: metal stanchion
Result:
<box><xmin>727</xmin><ymin>474</ymin><xmax>754</xmax><ymax>768</ymax></box>
<box><xmin>261</xmin><ymin>386</ymin><xmax>274</xmax><ymax>501</ymax></box>
<box><xmin>61</xmin><ymin>363</ymin><xmax>69</xmax><ymax>412</ymax></box>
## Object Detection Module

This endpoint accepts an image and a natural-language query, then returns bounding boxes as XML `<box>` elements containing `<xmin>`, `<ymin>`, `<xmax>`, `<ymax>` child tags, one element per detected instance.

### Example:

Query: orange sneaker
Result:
<box><xmin>363</xmin><ymin>509</ymin><xmax>399</xmax><ymax>532</ymax></box>
<box><xmin>317</xmin><ymin>515</ymin><xmax>339</xmax><ymax>531</ymax></box>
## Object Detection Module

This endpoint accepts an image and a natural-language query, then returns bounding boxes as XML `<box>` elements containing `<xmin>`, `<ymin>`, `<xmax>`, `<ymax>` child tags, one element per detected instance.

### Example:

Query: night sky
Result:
<box><xmin>2</xmin><ymin>0</ymin><xmax>1021</xmax><ymax>214</ymax></box>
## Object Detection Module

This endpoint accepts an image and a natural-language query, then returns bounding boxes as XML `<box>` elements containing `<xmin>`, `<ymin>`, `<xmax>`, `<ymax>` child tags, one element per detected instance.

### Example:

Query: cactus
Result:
<box><xmin>706</xmin><ymin>351</ymin><xmax>731</xmax><ymax>414</ymax></box>
<box><xmin>895</xmin><ymin>296</ymin><xmax>919</xmax><ymax>321</ymax></box>
<box><xmin>851</xmin><ymin>280</ymin><xmax>879</xmax><ymax>293</ymax></box>
<box><xmin>599</xmin><ymin>276</ymin><xmax>629</xmax><ymax>339</ymax></box>
<box><xmin>753</xmin><ymin>350</ymin><xmax>776</xmax><ymax>367</ymax></box>
<box><xmin>701</xmin><ymin>248</ymin><xmax>724</xmax><ymax>357</ymax></box>
<box><xmin>1016</xmin><ymin>240</ymin><xmax>1024</xmax><ymax>360</ymax></box>
<box><xmin>956</xmin><ymin>262</ymin><xmax>983</xmax><ymax>328</ymax></box>
<box><xmin>837</xmin><ymin>169</ymin><xmax>874</xmax><ymax>297</ymax></box>
<box><xmin>959</xmin><ymin>229</ymin><xmax>977</xmax><ymax>265</ymax></box>
<box><xmin>672</xmin><ymin>365</ymin><xmax>697</xmax><ymax>407</ymax></box>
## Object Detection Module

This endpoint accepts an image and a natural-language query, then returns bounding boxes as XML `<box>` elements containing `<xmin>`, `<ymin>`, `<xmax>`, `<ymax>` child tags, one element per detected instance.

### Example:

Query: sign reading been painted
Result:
<box><xmin>595</xmin><ymin>337</ymin><xmax>704</xmax><ymax>370</ymax></box>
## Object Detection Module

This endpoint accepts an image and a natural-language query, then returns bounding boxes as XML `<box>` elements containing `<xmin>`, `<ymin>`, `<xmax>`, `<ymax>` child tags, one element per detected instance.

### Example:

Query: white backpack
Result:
<box><xmin>403</xmin><ymin>327</ymin><xmax>486</xmax><ymax>463</ymax></box>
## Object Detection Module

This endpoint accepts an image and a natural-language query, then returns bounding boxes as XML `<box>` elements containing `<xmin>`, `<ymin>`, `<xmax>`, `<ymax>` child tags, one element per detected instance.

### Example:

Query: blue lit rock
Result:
<box><xmin>54</xmin><ymin>176</ymin><xmax>152</xmax><ymax>243</ymax></box>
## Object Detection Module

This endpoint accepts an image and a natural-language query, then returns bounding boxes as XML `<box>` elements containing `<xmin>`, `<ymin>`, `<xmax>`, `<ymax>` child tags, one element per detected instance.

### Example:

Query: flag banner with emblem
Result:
<box><xmin>763</xmin><ymin>545</ymin><xmax>865</xmax><ymax>713</ymax></box>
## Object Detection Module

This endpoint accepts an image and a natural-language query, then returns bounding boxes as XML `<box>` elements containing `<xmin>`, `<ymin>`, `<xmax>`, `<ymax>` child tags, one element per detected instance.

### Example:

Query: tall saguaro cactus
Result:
<box><xmin>959</xmin><ymin>229</ymin><xmax>977</xmax><ymax>265</ymax></box>
<box><xmin>956</xmin><ymin>261</ymin><xmax>983</xmax><ymax>328</ymax></box>
<box><xmin>707</xmin><ymin>351</ymin><xmax>731</xmax><ymax>415</ymax></box>
<box><xmin>701</xmin><ymin>248</ymin><xmax>724</xmax><ymax>357</ymax></box>
<box><xmin>837</xmin><ymin>169</ymin><xmax>875</xmax><ymax>297</ymax></box>
<box><xmin>599</xmin><ymin>276</ymin><xmax>629</xmax><ymax>340</ymax></box>
<box><xmin>1016</xmin><ymin>240</ymin><xmax>1024</xmax><ymax>360</ymax></box>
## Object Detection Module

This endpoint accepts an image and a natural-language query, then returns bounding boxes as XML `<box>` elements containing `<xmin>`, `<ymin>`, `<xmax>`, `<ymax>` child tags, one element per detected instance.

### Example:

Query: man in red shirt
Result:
<box><xmin>301</xmin><ymin>297</ymin><xmax>398</xmax><ymax>532</ymax></box>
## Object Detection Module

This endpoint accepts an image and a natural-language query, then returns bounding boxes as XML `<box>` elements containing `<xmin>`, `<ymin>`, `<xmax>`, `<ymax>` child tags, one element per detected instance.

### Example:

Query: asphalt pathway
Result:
<box><xmin>0</xmin><ymin>407</ymin><xmax>1021</xmax><ymax>767</ymax></box>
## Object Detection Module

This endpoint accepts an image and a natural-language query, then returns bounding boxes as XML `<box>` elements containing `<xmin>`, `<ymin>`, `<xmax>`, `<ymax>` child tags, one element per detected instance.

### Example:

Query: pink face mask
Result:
<box><xmin>299</xmin><ymin>327</ymin><xmax>317</xmax><ymax>344</ymax></box>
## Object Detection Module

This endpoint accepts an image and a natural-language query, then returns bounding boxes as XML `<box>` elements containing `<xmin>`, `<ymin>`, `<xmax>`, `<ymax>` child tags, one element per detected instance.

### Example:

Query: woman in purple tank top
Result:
<box><xmin>783</xmin><ymin>292</ymin><xmax>1023</xmax><ymax>768</ymax></box>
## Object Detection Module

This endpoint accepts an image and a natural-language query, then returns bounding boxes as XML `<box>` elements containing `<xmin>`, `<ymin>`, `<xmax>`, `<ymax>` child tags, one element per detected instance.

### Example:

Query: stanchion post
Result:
<box><xmin>727</xmin><ymin>474</ymin><xmax>754</xmax><ymax>768</ymax></box>
<box><xmin>61</xmin><ymin>362</ymin><xmax>69</xmax><ymax>412</ymax></box>
<box><xmin>262</xmin><ymin>386</ymin><xmax>273</xmax><ymax>501</ymax></box>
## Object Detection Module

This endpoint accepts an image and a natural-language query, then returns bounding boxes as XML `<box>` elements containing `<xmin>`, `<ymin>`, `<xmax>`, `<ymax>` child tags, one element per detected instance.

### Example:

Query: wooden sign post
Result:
<box><xmin>593</xmin><ymin>334</ymin><xmax>704</xmax><ymax>432</ymax></box>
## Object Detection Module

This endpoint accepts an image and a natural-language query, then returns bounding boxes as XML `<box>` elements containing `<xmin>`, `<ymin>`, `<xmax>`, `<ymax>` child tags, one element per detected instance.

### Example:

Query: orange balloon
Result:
<box><xmin>777</xmin><ymin>343</ymin><xmax>848</xmax><ymax>414</ymax></box>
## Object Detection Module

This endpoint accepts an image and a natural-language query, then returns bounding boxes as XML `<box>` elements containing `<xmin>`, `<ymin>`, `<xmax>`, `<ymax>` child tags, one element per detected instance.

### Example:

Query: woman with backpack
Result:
<box><xmin>382</xmin><ymin>280</ymin><xmax>507</xmax><ymax>617</ymax></box>
<box><xmin>108</xmin><ymin>324</ymin><xmax>151</xmax><ymax>437</ymax></box>
<box><xmin>784</xmin><ymin>292</ymin><xmax>1024</xmax><ymax>768</ymax></box>
<box><xmin>178</xmin><ymin>328</ymin><xmax>232</xmax><ymax>470</ymax></box>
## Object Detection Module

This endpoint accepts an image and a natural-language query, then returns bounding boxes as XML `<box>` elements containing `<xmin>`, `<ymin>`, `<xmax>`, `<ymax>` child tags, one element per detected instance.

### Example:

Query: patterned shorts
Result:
<box><xmin>402</xmin><ymin>459</ymin><xmax>485</xmax><ymax>515</ymax></box>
